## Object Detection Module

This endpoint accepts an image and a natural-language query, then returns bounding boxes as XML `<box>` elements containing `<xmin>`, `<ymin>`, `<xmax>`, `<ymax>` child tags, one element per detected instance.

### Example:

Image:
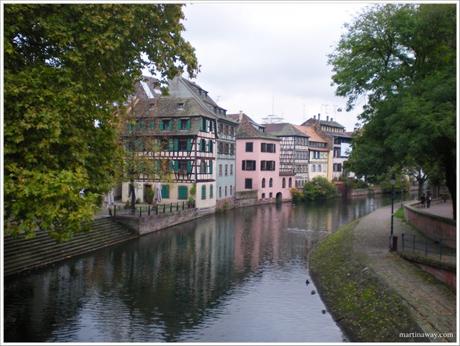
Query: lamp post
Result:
<box><xmin>389</xmin><ymin>174</ymin><xmax>396</xmax><ymax>250</ymax></box>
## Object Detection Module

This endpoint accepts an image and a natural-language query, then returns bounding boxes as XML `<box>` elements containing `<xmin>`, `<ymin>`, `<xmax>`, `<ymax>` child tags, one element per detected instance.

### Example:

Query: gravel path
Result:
<box><xmin>352</xmin><ymin>205</ymin><xmax>456</xmax><ymax>342</ymax></box>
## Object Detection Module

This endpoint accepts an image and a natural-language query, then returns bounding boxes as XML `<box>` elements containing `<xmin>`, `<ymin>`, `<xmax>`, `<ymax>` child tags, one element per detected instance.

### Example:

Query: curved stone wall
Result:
<box><xmin>404</xmin><ymin>202</ymin><xmax>456</xmax><ymax>249</ymax></box>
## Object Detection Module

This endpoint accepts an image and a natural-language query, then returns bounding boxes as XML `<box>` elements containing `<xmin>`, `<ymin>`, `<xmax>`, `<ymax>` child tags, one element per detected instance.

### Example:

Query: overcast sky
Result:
<box><xmin>180</xmin><ymin>2</ymin><xmax>371</xmax><ymax>131</ymax></box>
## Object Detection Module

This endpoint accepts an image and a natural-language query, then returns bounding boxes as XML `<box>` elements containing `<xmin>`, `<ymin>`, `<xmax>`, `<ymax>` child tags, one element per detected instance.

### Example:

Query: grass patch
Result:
<box><xmin>309</xmin><ymin>220</ymin><xmax>427</xmax><ymax>342</ymax></box>
<box><xmin>394</xmin><ymin>207</ymin><xmax>405</xmax><ymax>219</ymax></box>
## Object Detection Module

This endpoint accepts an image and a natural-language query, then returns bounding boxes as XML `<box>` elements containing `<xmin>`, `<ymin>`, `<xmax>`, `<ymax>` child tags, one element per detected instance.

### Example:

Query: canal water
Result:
<box><xmin>4</xmin><ymin>195</ymin><xmax>394</xmax><ymax>342</ymax></box>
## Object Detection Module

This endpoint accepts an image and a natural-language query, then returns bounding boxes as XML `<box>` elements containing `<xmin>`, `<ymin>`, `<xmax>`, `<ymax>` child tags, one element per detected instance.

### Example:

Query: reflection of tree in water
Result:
<box><xmin>5</xmin><ymin>261</ymin><xmax>90</xmax><ymax>341</ymax></box>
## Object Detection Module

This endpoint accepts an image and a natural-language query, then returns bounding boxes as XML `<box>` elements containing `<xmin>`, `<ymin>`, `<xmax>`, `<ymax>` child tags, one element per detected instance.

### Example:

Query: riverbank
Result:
<box><xmin>309</xmin><ymin>205</ymin><xmax>456</xmax><ymax>342</ymax></box>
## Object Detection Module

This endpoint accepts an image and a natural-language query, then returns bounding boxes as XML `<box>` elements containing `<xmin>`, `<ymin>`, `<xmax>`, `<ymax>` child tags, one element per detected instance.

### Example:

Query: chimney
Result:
<box><xmin>326</xmin><ymin>115</ymin><xmax>329</xmax><ymax>122</ymax></box>
<box><xmin>331</xmin><ymin>117</ymin><xmax>333</xmax><ymax>122</ymax></box>
<box><xmin>313</xmin><ymin>115</ymin><xmax>316</xmax><ymax>120</ymax></box>
<box><xmin>239</xmin><ymin>110</ymin><xmax>243</xmax><ymax>116</ymax></box>
<box><xmin>318</xmin><ymin>113</ymin><xmax>321</xmax><ymax>122</ymax></box>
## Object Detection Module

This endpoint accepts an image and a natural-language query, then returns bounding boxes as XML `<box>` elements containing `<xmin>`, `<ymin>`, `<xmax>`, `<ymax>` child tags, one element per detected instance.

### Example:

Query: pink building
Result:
<box><xmin>229</xmin><ymin>113</ymin><xmax>292</xmax><ymax>202</ymax></box>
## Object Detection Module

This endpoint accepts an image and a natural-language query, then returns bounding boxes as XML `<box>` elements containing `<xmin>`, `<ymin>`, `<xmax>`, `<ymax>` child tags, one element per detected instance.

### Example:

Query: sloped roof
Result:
<box><xmin>264</xmin><ymin>123</ymin><xmax>309</xmax><ymax>138</ymax></box>
<box><xmin>155</xmin><ymin>97</ymin><xmax>215</xmax><ymax>118</ymax></box>
<box><xmin>233</xmin><ymin>113</ymin><xmax>279</xmax><ymax>140</ymax></box>
<box><xmin>294</xmin><ymin>125</ymin><xmax>327</xmax><ymax>143</ymax></box>
<box><xmin>301</xmin><ymin>117</ymin><xmax>345</xmax><ymax>129</ymax></box>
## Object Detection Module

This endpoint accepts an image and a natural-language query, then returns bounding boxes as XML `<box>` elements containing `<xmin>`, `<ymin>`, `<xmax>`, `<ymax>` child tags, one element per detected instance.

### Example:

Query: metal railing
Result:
<box><xmin>110</xmin><ymin>201</ymin><xmax>195</xmax><ymax>217</ymax></box>
<box><xmin>400</xmin><ymin>233</ymin><xmax>456</xmax><ymax>263</ymax></box>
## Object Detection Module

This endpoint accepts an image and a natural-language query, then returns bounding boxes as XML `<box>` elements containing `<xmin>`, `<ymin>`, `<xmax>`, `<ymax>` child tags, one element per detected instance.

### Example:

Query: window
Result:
<box><xmin>262</xmin><ymin>178</ymin><xmax>266</xmax><ymax>188</ymax></box>
<box><xmin>179</xmin><ymin>118</ymin><xmax>191</xmax><ymax>130</ymax></box>
<box><xmin>200</xmin><ymin>160</ymin><xmax>207</xmax><ymax>174</ymax></box>
<box><xmin>245</xmin><ymin>142</ymin><xmax>253</xmax><ymax>152</ymax></box>
<box><xmin>230</xmin><ymin>164</ymin><xmax>233</xmax><ymax>176</ymax></box>
<box><xmin>269</xmin><ymin>178</ymin><xmax>273</xmax><ymax>188</ymax></box>
<box><xmin>218</xmin><ymin>142</ymin><xmax>223</xmax><ymax>154</ymax></box>
<box><xmin>261</xmin><ymin>143</ymin><xmax>276</xmax><ymax>153</ymax></box>
<box><xmin>245</xmin><ymin>178</ymin><xmax>252</xmax><ymax>189</ymax></box>
<box><xmin>318</xmin><ymin>164</ymin><xmax>322</xmax><ymax>172</ymax></box>
<box><xmin>200</xmin><ymin>139</ymin><xmax>206</xmax><ymax>152</ymax></box>
<box><xmin>210</xmin><ymin>185</ymin><xmax>213</xmax><ymax>199</ymax></box>
<box><xmin>230</xmin><ymin>144</ymin><xmax>235</xmax><ymax>155</ymax></box>
<box><xmin>269</xmin><ymin>192</ymin><xmax>273</xmax><ymax>198</ymax></box>
<box><xmin>200</xmin><ymin>118</ymin><xmax>208</xmax><ymax>132</ymax></box>
<box><xmin>178</xmin><ymin>138</ymin><xmax>188</xmax><ymax>151</ymax></box>
<box><xmin>288</xmin><ymin>177</ymin><xmax>292</xmax><ymax>188</ymax></box>
<box><xmin>201</xmin><ymin>185</ymin><xmax>206</xmax><ymax>200</ymax></box>
<box><xmin>177</xmin><ymin>102</ymin><xmax>185</xmax><ymax>111</ymax></box>
<box><xmin>312</xmin><ymin>164</ymin><xmax>316</xmax><ymax>172</ymax></box>
<box><xmin>282</xmin><ymin>178</ymin><xmax>286</xmax><ymax>188</ymax></box>
<box><xmin>230</xmin><ymin>185</ymin><xmax>233</xmax><ymax>196</ymax></box>
<box><xmin>261</xmin><ymin>161</ymin><xmax>276</xmax><ymax>171</ymax></box>
<box><xmin>225</xmin><ymin>186</ymin><xmax>227</xmax><ymax>197</ymax></box>
<box><xmin>160</xmin><ymin>119</ymin><xmax>171</xmax><ymax>131</ymax></box>
<box><xmin>219</xmin><ymin>186</ymin><xmax>222</xmax><ymax>198</ymax></box>
<box><xmin>225</xmin><ymin>164</ymin><xmax>228</xmax><ymax>176</ymax></box>
<box><xmin>149</xmin><ymin>120</ymin><xmax>155</xmax><ymax>129</ymax></box>
<box><xmin>219</xmin><ymin>164</ymin><xmax>223</xmax><ymax>176</ymax></box>
<box><xmin>219</xmin><ymin>123</ymin><xmax>223</xmax><ymax>133</ymax></box>
<box><xmin>262</xmin><ymin>193</ymin><xmax>266</xmax><ymax>199</ymax></box>
<box><xmin>178</xmin><ymin>186</ymin><xmax>188</xmax><ymax>200</ymax></box>
<box><xmin>242</xmin><ymin>160</ymin><xmax>256</xmax><ymax>171</ymax></box>
<box><xmin>161</xmin><ymin>184</ymin><xmax>170</xmax><ymax>199</ymax></box>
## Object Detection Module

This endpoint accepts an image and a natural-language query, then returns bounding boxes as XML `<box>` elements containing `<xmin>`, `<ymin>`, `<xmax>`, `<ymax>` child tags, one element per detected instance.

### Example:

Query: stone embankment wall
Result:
<box><xmin>4</xmin><ymin>218</ymin><xmax>137</xmax><ymax>277</ymax></box>
<box><xmin>404</xmin><ymin>201</ymin><xmax>456</xmax><ymax>249</ymax></box>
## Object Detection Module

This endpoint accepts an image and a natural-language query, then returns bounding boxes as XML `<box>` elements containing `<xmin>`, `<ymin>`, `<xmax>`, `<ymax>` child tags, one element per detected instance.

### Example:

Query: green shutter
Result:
<box><xmin>161</xmin><ymin>184</ymin><xmax>170</xmax><ymax>199</ymax></box>
<box><xmin>186</xmin><ymin>138</ymin><xmax>192</xmax><ymax>152</ymax></box>
<box><xmin>160</xmin><ymin>120</ymin><xmax>164</xmax><ymax>130</ymax></box>
<box><xmin>187</xmin><ymin>160</ymin><xmax>192</xmax><ymax>174</ymax></box>
<box><xmin>173</xmin><ymin>138</ymin><xmax>179</xmax><ymax>152</ymax></box>
<box><xmin>187</xmin><ymin>119</ymin><xmax>191</xmax><ymax>129</ymax></box>
<box><xmin>178</xmin><ymin>186</ymin><xmax>188</xmax><ymax>200</ymax></box>
<box><xmin>208</xmin><ymin>141</ymin><xmax>213</xmax><ymax>153</ymax></box>
<box><xmin>209</xmin><ymin>160</ymin><xmax>213</xmax><ymax>174</ymax></box>
<box><xmin>168</xmin><ymin>138</ymin><xmax>174</xmax><ymax>152</ymax></box>
<box><xmin>149</xmin><ymin>120</ymin><xmax>154</xmax><ymax>129</ymax></box>
<box><xmin>201</xmin><ymin>185</ymin><xmax>206</xmax><ymax>200</ymax></box>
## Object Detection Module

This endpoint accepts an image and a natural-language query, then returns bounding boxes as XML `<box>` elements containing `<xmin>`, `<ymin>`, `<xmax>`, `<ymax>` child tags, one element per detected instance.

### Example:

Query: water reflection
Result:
<box><xmin>4</xmin><ymin>195</ymin><xmax>394</xmax><ymax>342</ymax></box>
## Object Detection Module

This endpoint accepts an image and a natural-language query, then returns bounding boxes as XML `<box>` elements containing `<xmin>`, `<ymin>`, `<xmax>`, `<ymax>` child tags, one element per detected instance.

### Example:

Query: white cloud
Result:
<box><xmin>182</xmin><ymin>2</ymin><xmax>370</xmax><ymax>131</ymax></box>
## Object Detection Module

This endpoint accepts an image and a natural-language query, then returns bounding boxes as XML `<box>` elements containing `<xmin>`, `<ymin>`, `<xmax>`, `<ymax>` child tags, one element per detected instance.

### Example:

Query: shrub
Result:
<box><xmin>290</xmin><ymin>188</ymin><xmax>303</xmax><ymax>203</ymax></box>
<box><xmin>303</xmin><ymin>177</ymin><xmax>338</xmax><ymax>200</ymax></box>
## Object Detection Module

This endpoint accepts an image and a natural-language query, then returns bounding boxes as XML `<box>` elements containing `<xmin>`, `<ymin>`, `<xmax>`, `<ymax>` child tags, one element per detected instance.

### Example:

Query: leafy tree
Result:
<box><xmin>303</xmin><ymin>177</ymin><xmax>338</xmax><ymax>201</ymax></box>
<box><xmin>4</xmin><ymin>4</ymin><xmax>198</xmax><ymax>240</ymax></box>
<box><xmin>329</xmin><ymin>4</ymin><xmax>456</xmax><ymax>218</ymax></box>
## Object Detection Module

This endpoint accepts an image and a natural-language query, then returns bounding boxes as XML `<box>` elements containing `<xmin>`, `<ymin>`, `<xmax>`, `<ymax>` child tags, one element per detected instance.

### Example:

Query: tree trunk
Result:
<box><xmin>444</xmin><ymin>158</ymin><xmax>456</xmax><ymax>220</ymax></box>
<box><xmin>129</xmin><ymin>181</ymin><xmax>136</xmax><ymax>212</ymax></box>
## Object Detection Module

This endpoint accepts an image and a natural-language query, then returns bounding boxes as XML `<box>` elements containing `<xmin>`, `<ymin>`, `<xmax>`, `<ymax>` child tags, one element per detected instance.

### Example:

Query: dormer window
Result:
<box><xmin>160</xmin><ymin>119</ymin><xmax>172</xmax><ymax>131</ymax></box>
<box><xmin>177</xmin><ymin>102</ymin><xmax>185</xmax><ymax>111</ymax></box>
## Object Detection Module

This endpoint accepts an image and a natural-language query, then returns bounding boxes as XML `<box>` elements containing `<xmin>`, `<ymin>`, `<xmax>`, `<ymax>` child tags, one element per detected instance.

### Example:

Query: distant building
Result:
<box><xmin>264</xmin><ymin>123</ymin><xmax>310</xmax><ymax>188</ymax></box>
<box><xmin>121</xmin><ymin>76</ymin><xmax>218</xmax><ymax>211</ymax></box>
<box><xmin>295</xmin><ymin>125</ymin><xmax>330</xmax><ymax>181</ymax></box>
<box><xmin>301</xmin><ymin>114</ymin><xmax>352</xmax><ymax>180</ymax></box>
<box><xmin>229</xmin><ymin>112</ymin><xmax>292</xmax><ymax>201</ymax></box>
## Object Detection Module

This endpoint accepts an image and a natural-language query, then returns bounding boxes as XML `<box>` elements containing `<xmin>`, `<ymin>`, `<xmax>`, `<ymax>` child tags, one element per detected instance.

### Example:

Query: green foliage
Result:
<box><xmin>330</xmin><ymin>4</ymin><xmax>456</xmax><ymax>217</ymax></box>
<box><xmin>394</xmin><ymin>207</ymin><xmax>405</xmax><ymax>220</ymax></box>
<box><xmin>4</xmin><ymin>4</ymin><xmax>198</xmax><ymax>240</ymax></box>
<box><xmin>302</xmin><ymin>177</ymin><xmax>338</xmax><ymax>201</ymax></box>
<box><xmin>145</xmin><ymin>188</ymin><xmax>154</xmax><ymax>204</ymax></box>
<box><xmin>345</xmin><ymin>178</ymin><xmax>369</xmax><ymax>190</ymax></box>
<box><xmin>290</xmin><ymin>188</ymin><xmax>303</xmax><ymax>203</ymax></box>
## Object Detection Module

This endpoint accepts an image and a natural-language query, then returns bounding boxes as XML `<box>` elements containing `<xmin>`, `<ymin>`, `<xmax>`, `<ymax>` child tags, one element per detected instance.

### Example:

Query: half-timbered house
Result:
<box><xmin>264</xmin><ymin>123</ymin><xmax>310</xmax><ymax>188</ymax></box>
<box><xmin>121</xmin><ymin>77</ymin><xmax>218</xmax><ymax>210</ymax></box>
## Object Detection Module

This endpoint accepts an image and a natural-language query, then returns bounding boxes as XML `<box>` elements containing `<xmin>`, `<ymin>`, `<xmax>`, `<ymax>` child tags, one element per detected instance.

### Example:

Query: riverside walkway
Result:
<box><xmin>352</xmin><ymin>203</ymin><xmax>456</xmax><ymax>342</ymax></box>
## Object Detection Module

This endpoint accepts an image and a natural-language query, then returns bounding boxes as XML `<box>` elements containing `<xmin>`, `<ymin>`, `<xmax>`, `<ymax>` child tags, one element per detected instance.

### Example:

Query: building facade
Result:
<box><xmin>302</xmin><ymin>115</ymin><xmax>352</xmax><ymax>180</ymax></box>
<box><xmin>264</xmin><ymin>123</ymin><xmax>310</xmax><ymax>188</ymax></box>
<box><xmin>231</xmin><ymin>113</ymin><xmax>292</xmax><ymax>201</ymax></box>
<box><xmin>121</xmin><ymin>77</ymin><xmax>218</xmax><ymax>211</ymax></box>
<box><xmin>295</xmin><ymin>125</ymin><xmax>330</xmax><ymax>181</ymax></box>
<box><xmin>168</xmin><ymin>76</ymin><xmax>238</xmax><ymax>208</ymax></box>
